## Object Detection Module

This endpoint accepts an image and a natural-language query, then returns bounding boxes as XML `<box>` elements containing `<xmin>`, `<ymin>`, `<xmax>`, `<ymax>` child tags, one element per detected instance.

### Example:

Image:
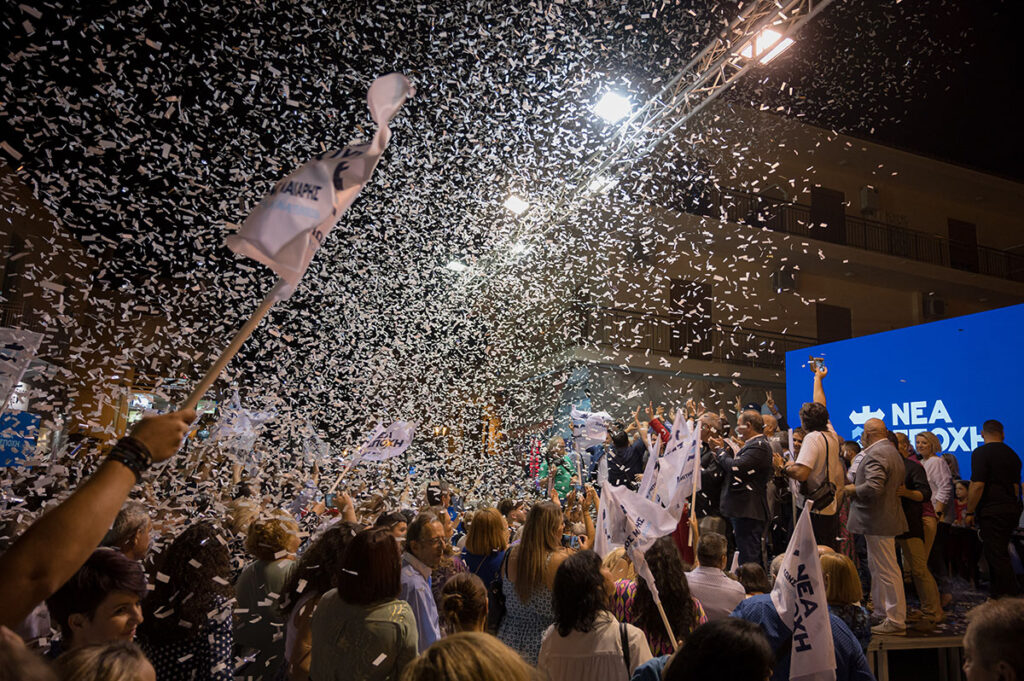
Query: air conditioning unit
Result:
<box><xmin>860</xmin><ymin>185</ymin><xmax>879</xmax><ymax>216</ymax></box>
<box><xmin>771</xmin><ymin>267</ymin><xmax>799</xmax><ymax>293</ymax></box>
<box><xmin>922</xmin><ymin>296</ymin><xmax>946</xmax><ymax>319</ymax></box>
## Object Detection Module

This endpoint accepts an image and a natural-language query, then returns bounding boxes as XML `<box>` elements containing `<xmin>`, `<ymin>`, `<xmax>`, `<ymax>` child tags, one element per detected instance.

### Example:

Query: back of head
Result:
<box><xmin>47</xmin><ymin>548</ymin><xmax>148</xmax><ymax>643</ymax></box>
<box><xmin>552</xmin><ymin>550</ymin><xmax>606</xmax><ymax>637</ymax></box>
<box><xmin>982</xmin><ymin>419</ymin><xmax>1005</xmax><ymax>440</ymax></box>
<box><xmin>611</xmin><ymin>431</ymin><xmax>629</xmax><ymax>448</ymax></box>
<box><xmin>0</xmin><ymin>628</ymin><xmax>57</xmax><ymax>681</ymax></box>
<box><xmin>513</xmin><ymin>501</ymin><xmax>563</xmax><ymax>601</ymax></box>
<box><xmin>663</xmin><ymin>619</ymin><xmax>773</xmax><ymax>681</ymax></box>
<box><xmin>696</xmin><ymin>532</ymin><xmax>727</xmax><ymax>569</ymax></box>
<box><xmin>634</xmin><ymin>536</ymin><xmax>697</xmax><ymax>641</ymax></box>
<box><xmin>799</xmin><ymin>402</ymin><xmax>829</xmax><ymax>432</ymax></box>
<box><xmin>55</xmin><ymin>641</ymin><xmax>149</xmax><ymax>681</ymax></box>
<box><xmin>100</xmin><ymin>502</ymin><xmax>149</xmax><ymax>553</ymax></box>
<box><xmin>965</xmin><ymin>597</ymin><xmax>1024</xmax><ymax>679</ymax></box>
<box><xmin>337</xmin><ymin>527</ymin><xmax>401</xmax><ymax>606</ymax></box>
<box><xmin>819</xmin><ymin>552</ymin><xmax>862</xmax><ymax>605</ymax></box>
<box><xmin>141</xmin><ymin>521</ymin><xmax>232</xmax><ymax>641</ymax></box>
<box><xmin>245</xmin><ymin>513</ymin><xmax>299</xmax><ymax>561</ymax></box>
<box><xmin>225</xmin><ymin>498</ymin><xmax>260</xmax><ymax>536</ymax></box>
<box><xmin>735</xmin><ymin>562</ymin><xmax>772</xmax><ymax>595</ymax></box>
<box><xmin>283</xmin><ymin>521</ymin><xmax>360</xmax><ymax>613</ymax></box>
<box><xmin>740</xmin><ymin>410</ymin><xmax>764</xmax><ymax>434</ymax></box>
<box><xmin>400</xmin><ymin>632</ymin><xmax>534</xmax><ymax>681</ymax></box>
<box><xmin>439</xmin><ymin>573</ymin><xmax>488</xmax><ymax>634</ymax></box>
<box><xmin>375</xmin><ymin>511</ymin><xmax>407</xmax><ymax>530</ymax></box>
<box><xmin>465</xmin><ymin>507</ymin><xmax>508</xmax><ymax>555</ymax></box>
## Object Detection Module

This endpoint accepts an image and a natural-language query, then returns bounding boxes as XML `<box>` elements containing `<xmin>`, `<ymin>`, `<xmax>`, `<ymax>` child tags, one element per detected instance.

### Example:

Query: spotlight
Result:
<box><xmin>503</xmin><ymin>195</ymin><xmax>529</xmax><ymax>215</ymax></box>
<box><xmin>593</xmin><ymin>91</ymin><xmax>632</xmax><ymax>124</ymax></box>
<box><xmin>739</xmin><ymin>27</ymin><xmax>795</xmax><ymax>65</ymax></box>
<box><xmin>445</xmin><ymin>260</ymin><xmax>468</xmax><ymax>272</ymax></box>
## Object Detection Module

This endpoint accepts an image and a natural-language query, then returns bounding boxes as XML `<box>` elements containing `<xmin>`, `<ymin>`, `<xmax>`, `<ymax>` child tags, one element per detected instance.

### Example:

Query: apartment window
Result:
<box><xmin>810</xmin><ymin>186</ymin><xmax>846</xmax><ymax>245</ymax></box>
<box><xmin>947</xmin><ymin>219</ymin><xmax>979</xmax><ymax>273</ymax></box>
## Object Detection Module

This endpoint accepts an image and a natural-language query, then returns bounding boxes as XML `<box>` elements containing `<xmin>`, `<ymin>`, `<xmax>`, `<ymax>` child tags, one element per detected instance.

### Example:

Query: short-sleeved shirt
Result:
<box><xmin>792</xmin><ymin>423</ymin><xmax>844</xmax><ymax>516</ymax></box>
<box><xmin>972</xmin><ymin>442</ymin><xmax>1022</xmax><ymax>516</ymax></box>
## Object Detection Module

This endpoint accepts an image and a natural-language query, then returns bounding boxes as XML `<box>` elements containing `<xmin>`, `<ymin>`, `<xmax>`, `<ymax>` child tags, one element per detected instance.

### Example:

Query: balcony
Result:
<box><xmin>583</xmin><ymin>306</ymin><xmax>818</xmax><ymax>370</ymax></box>
<box><xmin>673</xmin><ymin>186</ymin><xmax>1024</xmax><ymax>282</ymax></box>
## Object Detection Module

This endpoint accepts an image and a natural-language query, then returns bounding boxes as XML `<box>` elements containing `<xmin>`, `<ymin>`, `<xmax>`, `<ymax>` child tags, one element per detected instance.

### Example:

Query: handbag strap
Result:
<box><xmin>620</xmin><ymin>621</ymin><xmax>631</xmax><ymax>672</ymax></box>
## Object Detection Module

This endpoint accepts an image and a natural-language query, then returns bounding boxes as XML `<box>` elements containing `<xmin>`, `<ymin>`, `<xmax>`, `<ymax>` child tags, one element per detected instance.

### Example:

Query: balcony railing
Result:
<box><xmin>583</xmin><ymin>306</ymin><xmax>818</xmax><ymax>370</ymax></box>
<box><xmin>673</xmin><ymin>186</ymin><xmax>1024</xmax><ymax>282</ymax></box>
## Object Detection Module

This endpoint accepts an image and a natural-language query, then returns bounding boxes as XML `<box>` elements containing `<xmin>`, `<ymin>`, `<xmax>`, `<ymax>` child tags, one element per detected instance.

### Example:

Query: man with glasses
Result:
<box><xmin>400</xmin><ymin>512</ymin><xmax>446</xmax><ymax>652</ymax></box>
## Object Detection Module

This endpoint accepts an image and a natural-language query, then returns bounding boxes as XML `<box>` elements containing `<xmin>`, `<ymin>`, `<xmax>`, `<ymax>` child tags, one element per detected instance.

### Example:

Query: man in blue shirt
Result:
<box><xmin>731</xmin><ymin>594</ymin><xmax>875</xmax><ymax>681</ymax></box>
<box><xmin>608</xmin><ymin>430</ymin><xmax>647</xmax><ymax>490</ymax></box>
<box><xmin>400</xmin><ymin>512</ymin><xmax>446</xmax><ymax>653</ymax></box>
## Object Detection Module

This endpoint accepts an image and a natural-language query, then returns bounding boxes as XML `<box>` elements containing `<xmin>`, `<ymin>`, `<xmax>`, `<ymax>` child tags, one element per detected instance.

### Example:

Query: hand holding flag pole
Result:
<box><xmin>180</xmin><ymin>74</ymin><xmax>414</xmax><ymax>412</ymax></box>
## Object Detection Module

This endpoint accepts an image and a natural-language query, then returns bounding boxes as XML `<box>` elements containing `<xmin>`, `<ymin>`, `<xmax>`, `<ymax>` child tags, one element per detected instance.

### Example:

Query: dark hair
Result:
<box><xmin>439</xmin><ymin>572</ymin><xmax>488</xmax><ymax>634</ymax></box>
<box><xmin>841</xmin><ymin>440</ymin><xmax>861</xmax><ymax>455</ymax></box>
<box><xmin>281</xmin><ymin>522</ymin><xmax>360</xmax><ymax>614</ymax></box>
<box><xmin>47</xmin><ymin>548</ymin><xmax>148</xmax><ymax>641</ymax></box>
<box><xmin>634</xmin><ymin>537</ymin><xmax>699</xmax><ymax>643</ymax></box>
<box><xmin>337</xmin><ymin>527</ymin><xmax>401</xmax><ymax>605</ymax></box>
<box><xmin>792</xmin><ymin>427</ymin><xmax>806</xmax><ymax>439</ymax></box>
<box><xmin>799</xmin><ymin>402</ymin><xmax>829</xmax><ymax>432</ymax></box>
<box><xmin>552</xmin><ymin>550</ymin><xmax>608</xmax><ymax>637</ymax></box>
<box><xmin>696</xmin><ymin>532</ymin><xmax>728</xmax><ymax>568</ymax></box>
<box><xmin>407</xmin><ymin>512</ymin><xmax>442</xmax><ymax>544</ymax></box>
<box><xmin>664</xmin><ymin>618</ymin><xmax>774</xmax><ymax>681</ymax></box>
<box><xmin>982</xmin><ymin>420</ymin><xmax>1004</xmax><ymax>436</ymax></box>
<box><xmin>886</xmin><ymin>431</ymin><xmax>899</xmax><ymax>446</ymax></box>
<box><xmin>611</xmin><ymin>431</ymin><xmax>629</xmax><ymax>448</ymax></box>
<box><xmin>739</xmin><ymin>410</ymin><xmax>764</xmax><ymax>433</ymax></box>
<box><xmin>138</xmin><ymin>521</ymin><xmax>233</xmax><ymax>643</ymax></box>
<box><xmin>426</xmin><ymin>481</ymin><xmax>450</xmax><ymax>506</ymax></box>
<box><xmin>734</xmin><ymin>562</ymin><xmax>772</xmax><ymax>595</ymax></box>
<box><xmin>497</xmin><ymin>499</ymin><xmax>522</xmax><ymax>517</ymax></box>
<box><xmin>374</xmin><ymin>512</ymin><xmax>407</xmax><ymax>530</ymax></box>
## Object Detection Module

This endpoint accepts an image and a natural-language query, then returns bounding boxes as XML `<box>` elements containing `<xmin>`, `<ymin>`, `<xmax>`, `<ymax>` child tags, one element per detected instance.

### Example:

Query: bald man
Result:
<box><xmin>843</xmin><ymin>418</ymin><xmax>909</xmax><ymax>636</ymax></box>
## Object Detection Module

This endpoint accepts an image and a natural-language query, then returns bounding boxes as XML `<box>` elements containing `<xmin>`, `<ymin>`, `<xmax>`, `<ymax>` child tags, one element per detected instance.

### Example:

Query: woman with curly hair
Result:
<box><xmin>539</xmin><ymin>550</ymin><xmax>652</xmax><ymax>681</ymax></box>
<box><xmin>609</xmin><ymin>537</ymin><xmax>707</xmax><ymax>656</ymax></box>
<box><xmin>235</xmin><ymin>511</ymin><xmax>300</xmax><ymax>680</ymax></box>
<box><xmin>281</xmin><ymin>522</ymin><xmax>360</xmax><ymax>681</ymax></box>
<box><xmin>137</xmin><ymin>521</ymin><xmax>234</xmax><ymax>681</ymax></box>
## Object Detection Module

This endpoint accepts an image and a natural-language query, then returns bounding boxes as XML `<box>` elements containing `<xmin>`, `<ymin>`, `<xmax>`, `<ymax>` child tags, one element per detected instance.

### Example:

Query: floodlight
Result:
<box><xmin>594</xmin><ymin>91</ymin><xmax>632</xmax><ymax>124</ymax></box>
<box><xmin>739</xmin><ymin>27</ymin><xmax>795</xmax><ymax>65</ymax></box>
<box><xmin>510</xmin><ymin>242</ymin><xmax>529</xmax><ymax>255</ymax></box>
<box><xmin>503</xmin><ymin>195</ymin><xmax>529</xmax><ymax>215</ymax></box>
<box><xmin>445</xmin><ymin>260</ymin><xmax>468</xmax><ymax>272</ymax></box>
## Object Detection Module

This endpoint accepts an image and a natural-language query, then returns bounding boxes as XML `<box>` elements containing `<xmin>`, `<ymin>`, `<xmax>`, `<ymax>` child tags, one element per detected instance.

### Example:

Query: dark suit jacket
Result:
<box><xmin>719</xmin><ymin>435</ymin><xmax>773</xmax><ymax>522</ymax></box>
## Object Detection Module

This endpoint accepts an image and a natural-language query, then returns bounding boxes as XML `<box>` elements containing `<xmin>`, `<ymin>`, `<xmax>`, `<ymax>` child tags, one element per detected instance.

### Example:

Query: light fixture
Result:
<box><xmin>510</xmin><ymin>242</ymin><xmax>529</xmax><ymax>255</ymax></box>
<box><xmin>503</xmin><ymin>195</ymin><xmax>529</xmax><ymax>215</ymax></box>
<box><xmin>445</xmin><ymin>260</ymin><xmax>468</xmax><ymax>272</ymax></box>
<box><xmin>739</xmin><ymin>26</ymin><xmax>795</xmax><ymax>65</ymax></box>
<box><xmin>593</xmin><ymin>91</ymin><xmax>632</xmax><ymax>124</ymax></box>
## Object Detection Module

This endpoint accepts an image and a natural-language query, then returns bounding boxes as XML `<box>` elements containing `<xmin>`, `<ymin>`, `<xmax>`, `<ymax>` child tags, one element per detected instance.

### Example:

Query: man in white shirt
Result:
<box><xmin>685</xmin><ymin>532</ymin><xmax>746</xmax><ymax>621</ymax></box>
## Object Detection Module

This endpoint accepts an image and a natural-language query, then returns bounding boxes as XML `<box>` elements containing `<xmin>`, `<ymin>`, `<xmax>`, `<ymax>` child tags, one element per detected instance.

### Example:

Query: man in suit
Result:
<box><xmin>843</xmin><ymin>418</ymin><xmax>908</xmax><ymax>636</ymax></box>
<box><xmin>717</xmin><ymin>409</ymin><xmax>773</xmax><ymax>568</ymax></box>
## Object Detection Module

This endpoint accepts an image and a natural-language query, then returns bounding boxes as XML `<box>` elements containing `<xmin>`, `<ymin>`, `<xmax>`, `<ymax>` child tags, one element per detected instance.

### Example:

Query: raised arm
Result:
<box><xmin>812</xmin><ymin>365</ymin><xmax>828</xmax><ymax>407</ymax></box>
<box><xmin>0</xmin><ymin>409</ymin><xmax>194</xmax><ymax>628</ymax></box>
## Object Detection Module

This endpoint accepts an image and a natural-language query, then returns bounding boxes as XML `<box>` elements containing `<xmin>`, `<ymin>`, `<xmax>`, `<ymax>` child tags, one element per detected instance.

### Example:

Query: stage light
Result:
<box><xmin>739</xmin><ymin>27</ymin><xmax>795</xmax><ymax>65</ymax></box>
<box><xmin>594</xmin><ymin>91</ymin><xmax>632</xmax><ymax>124</ymax></box>
<box><xmin>445</xmin><ymin>260</ymin><xmax>468</xmax><ymax>272</ymax></box>
<box><xmin>511</xmin><ymin>241</ymin><xmax>529</xmax><ymax>255</ymax></box>
<box><xmin>503</xmin><ymin>195</ymin><xmax>529</xmax><ymax>215</ymax></box>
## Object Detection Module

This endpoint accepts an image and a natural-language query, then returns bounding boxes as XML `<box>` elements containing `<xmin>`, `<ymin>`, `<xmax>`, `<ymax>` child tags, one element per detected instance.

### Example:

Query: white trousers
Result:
<box><xmin>865</xmin><ymin>534</ymin><xmax>906</xmax><ymax>627</ymax></box>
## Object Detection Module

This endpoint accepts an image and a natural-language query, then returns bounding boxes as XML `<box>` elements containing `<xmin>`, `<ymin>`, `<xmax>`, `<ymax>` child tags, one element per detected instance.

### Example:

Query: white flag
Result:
<box><xmin>570</xmin><ymin>406</ymin><xmax>611</xmax><ymax>449</ymax></box>
<box><xmin>359</xmin><ymin>420</ymin><xmax>417</xmax><ymax>462</ymax></box>
<box><xmin>0</xmin><ymin>327</ymin><xmax>43</xmax><ymax>415</ymax></box>
<box><xmin>227</xmin><ymin>73</ymin><xmax>414</xmax><ymax>298</ymax></box>
<box><xmin>664</xmin><ymin>420</ymin><xmax>702</xmax><ymax>518</ymax></box>
<box><xmin>594</xmin><ymin>485</ymin><xmax>626</xmax><ymax>559</ymax></box>
<box><xmin>770</xmin><ymin>510</ymin><xmax>836</xmax><ymax>681</ymax></box>
<box><xmin>603</xmin><ymin>484</ymin><xmax>678</xmax><ymax>603</ymax></box>
<box><xmin>651</xmin><ymin>416</ymin><xmax>691</xmax><ymax>506</ymax></box>
<box><xmin>209</xmin><ymin>389</ymin><xmax>276</xmax><ymax>452</ymax></box>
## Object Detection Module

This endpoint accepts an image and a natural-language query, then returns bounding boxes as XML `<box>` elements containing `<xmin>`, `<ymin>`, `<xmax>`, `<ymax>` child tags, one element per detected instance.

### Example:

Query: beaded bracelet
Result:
<box><xmin>106</xmin><ymin>436</ymin><xmax>153</xmax><ymax>484</ymax></box>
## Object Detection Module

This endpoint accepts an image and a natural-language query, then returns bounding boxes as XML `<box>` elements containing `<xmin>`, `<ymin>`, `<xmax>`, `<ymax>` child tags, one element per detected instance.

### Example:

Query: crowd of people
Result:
<box><xmin>0</xmin><ymin>365</ymin><xmax>1021</xmax><ymax>681</ymax></box>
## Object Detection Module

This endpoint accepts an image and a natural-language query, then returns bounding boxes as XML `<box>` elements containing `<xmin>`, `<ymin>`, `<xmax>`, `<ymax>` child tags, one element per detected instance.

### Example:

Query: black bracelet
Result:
<box><xmin>106</xmin><ymin>436</ymin><xmax>153</xmax><ymax>483</ymax></box>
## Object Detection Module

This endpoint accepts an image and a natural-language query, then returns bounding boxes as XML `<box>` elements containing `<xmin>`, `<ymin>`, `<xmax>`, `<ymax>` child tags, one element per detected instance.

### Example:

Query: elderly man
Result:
<box><xmin>400</xmin><ymin>512</ymin><xmax>446</xmax><ymax>652</ymax></box>
<box><xmin>718</xmin><ymin>410</ymin><xmax>773</xmax><ymax>568</ymax></box>
<box><xmin>843</xmin><ymin>418</ymin><xmax>908</xmax><ymax>636</ymax></box>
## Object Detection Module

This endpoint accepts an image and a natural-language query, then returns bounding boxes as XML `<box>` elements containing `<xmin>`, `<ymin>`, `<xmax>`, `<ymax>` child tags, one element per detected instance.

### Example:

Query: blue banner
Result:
<box><xmin>0</xmin><ymin>411</ymin><xmax>40</xmax><ymax>466</ymax></box>
<box><xmin>786</xmin><ymin>303</ymin><xmax>1024</xmax><ymax>479</ymax></box>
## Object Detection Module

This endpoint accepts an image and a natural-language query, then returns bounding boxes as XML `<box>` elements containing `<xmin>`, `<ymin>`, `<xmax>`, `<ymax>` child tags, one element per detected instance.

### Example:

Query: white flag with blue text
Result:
<box><xmin>770</xmin><ymin>509</ymin><xmax>836</xmax><ymax>681</ymax></box>
<box><xmin>603</xmin><ymin>483</ymin><xmax>678</xmax><ymax>604</ymax></box>
<box><xmin>359</xmin><ymin>420</ymin><xmax>417</xmax><ymax>462</ymax></box>
<box><xmin>227</xmin><ymin>73</ymin><xmax>414</xmax><ymax>299</ymax></box>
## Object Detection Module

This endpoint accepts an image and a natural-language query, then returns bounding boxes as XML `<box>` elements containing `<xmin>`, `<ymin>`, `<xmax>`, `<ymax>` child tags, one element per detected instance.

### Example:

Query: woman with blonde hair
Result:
<box><xmin>820</xmin><ymin>552</ymin><xmax>870</xmax><ymax>652</ymax></box>
<box><xmin>915</xmin><ymin>430</ymin><xmax>954</xmax><ymax>607</ymax></box>
<box><xmin>55</xmin><ymin>640</ymin><xmax>155</xmax><ymax>681</ymax></box>
<box><xmin>401</xmin><ymin>632</ymin><xmax>535</xmax><ymax>681</ymax></box>
<box><xmin>460</xmin><ymin>507</ymin><xmax>509</xmax><ymax>632</ymax></box>
<box><xmin>601</xmin><ymin>548</ymin><xmax>636</xmax><ymax>582</ymax></box>
<box><xmin>235</xmin><ymin>512</ymin><xmax>300</xmax><ymax>680</ymax></box>
<box><xmin>497</xmin><ymin>500</ymin><xmax>569</xmax><ymax>664</ymax></box>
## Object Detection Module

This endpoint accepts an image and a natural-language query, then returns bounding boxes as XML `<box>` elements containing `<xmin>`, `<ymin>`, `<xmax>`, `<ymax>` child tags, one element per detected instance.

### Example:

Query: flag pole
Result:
<box><xmin>655</xmin><ymin>599</ymin><xmax>681</xmax><ymax>652</ymax></box>
<box><xmin>181</xmin><ymin>278</ymin><xmax>287</xmax><ymax>412</ymax></box>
